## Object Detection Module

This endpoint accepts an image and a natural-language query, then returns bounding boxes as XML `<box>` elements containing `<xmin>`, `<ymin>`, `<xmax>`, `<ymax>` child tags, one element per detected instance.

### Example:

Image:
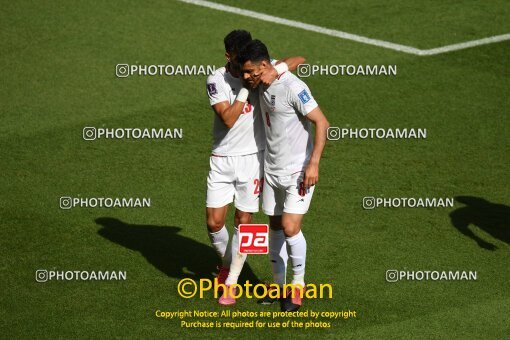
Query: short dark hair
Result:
<box><xmin>237</xmin><ymin>39</ymin><xmax>270</xmax><ymax>65</ymax></box>
<box><xmin>224</xmin><ymin>30</ymin><xmax>252</xmax><ymax>55</ymax></box>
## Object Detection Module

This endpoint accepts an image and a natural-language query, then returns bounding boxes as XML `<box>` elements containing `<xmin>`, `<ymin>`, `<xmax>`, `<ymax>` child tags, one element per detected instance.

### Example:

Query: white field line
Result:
<box><xmin>178</xmin><ymin>0</ymin><xmax>510</xmax><ymax>56</ymax></box>
<box><xmin>418</xmin><ymin>33</ymin><xmax>510</xmax><ymax>55</ymax></box>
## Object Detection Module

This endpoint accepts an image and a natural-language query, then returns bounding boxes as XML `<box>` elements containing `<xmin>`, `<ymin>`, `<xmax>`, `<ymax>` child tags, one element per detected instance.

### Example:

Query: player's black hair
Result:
<box><xmin>223</xmin><ymin>29</ymin><xmax>252</xmax><ymax>55</ymax></box>
<box><xmin>237</xmin><ymin>39</ymin><xmax>270</xmax><ymax>65</ymax></box>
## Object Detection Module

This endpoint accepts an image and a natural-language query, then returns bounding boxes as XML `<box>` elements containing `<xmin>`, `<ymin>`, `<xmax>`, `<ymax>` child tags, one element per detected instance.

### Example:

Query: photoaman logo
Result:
<box><xmin>177</xmin><ymin>278</ymin><xmax>332</xmax><ymax>300</ymax></box>
<box><xmin>238</xmin><ymin>224</ymin><xmax>268</xmax><ymax>254</ymax></box>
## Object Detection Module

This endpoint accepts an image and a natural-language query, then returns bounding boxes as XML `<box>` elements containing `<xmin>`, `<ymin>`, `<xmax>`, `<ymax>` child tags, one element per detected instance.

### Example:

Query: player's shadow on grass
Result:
<box><xmin>449</xmin><ymin>196</ymin><xmax>510</xmax><ymax>250</ymax></box>
<box><xmin>95</xmin><ymin>217</ymin><xmax>261</xmax><ymax>284</ymax></box>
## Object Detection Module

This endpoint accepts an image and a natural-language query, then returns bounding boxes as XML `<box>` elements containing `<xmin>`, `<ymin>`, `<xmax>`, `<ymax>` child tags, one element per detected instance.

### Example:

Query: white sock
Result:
<box><xmin>208</xmin><ymin>226</ymin><xmax>231</xmax><ymax>267</ymax></box>
<box><xmin>269</xmin><ymin>229</ymin><xmax>288</xmax><ymax>287</ymax></box>
<box><xmin>286</xmin><ymin>231</ymin><xmax>306</xmax><ymax>286</ymax></box>
<box><xmin>225</xmin><ymin>227</ymin><xmax>247</xmax><ymax>285</ymax></box>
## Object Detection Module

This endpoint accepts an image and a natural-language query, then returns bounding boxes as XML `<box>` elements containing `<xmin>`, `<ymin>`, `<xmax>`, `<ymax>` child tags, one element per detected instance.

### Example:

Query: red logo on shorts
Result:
<box><xmin>238</xmin><ymin>224</ymin><xmax>269</xmax><ymax>254</ymax></box>
<box><xmin>299</xmin><ymin>182</ymin><xmax>306</xmax><ymax>197</ymax></box>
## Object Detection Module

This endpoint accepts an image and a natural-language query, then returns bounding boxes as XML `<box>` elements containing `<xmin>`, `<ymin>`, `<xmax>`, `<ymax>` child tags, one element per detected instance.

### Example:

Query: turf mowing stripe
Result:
<box><xmin>178</xmin><ymin>0</ymin><xmax>510</xmax><ymax>56</ymax></box>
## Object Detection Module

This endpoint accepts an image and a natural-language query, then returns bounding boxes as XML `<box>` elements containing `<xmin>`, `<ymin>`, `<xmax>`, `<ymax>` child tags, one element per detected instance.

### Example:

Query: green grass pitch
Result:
<box><xmin>1</xmin><ymin>0</ymin><xmax>509</xmax><ymax>338</ymax></box>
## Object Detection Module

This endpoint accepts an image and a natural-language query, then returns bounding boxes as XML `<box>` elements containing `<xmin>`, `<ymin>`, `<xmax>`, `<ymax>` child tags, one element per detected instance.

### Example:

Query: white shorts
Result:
<box><xmin>206</xmin><ymin>151</ymin><xmax>264</xmax><ymax>212</ymax></box>
<box><xmin>262</xmin><ymin>171</ymin><xmax>315</xmax><ymax>216</ymax></box>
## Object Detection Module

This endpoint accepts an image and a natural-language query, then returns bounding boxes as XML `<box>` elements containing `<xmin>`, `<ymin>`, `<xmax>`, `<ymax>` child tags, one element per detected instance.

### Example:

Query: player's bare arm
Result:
<box><xmin>303</xmin><ymin>107</ymin><xmax>330</xmax><ymax>188</ymax></box>
<box><xmin>211</xmin><ymin>98</ymin><xmax>249</xmax><ymax>129</ymax></box>
<box><xmin>282</xmin><ymin>56</ymin><xmax>306</xmax><ymax>72</ymax></box>
<box><xmin>260</xmin><ymin>56</ymin><xmax>306</xmax><ymax>86</ymax></box>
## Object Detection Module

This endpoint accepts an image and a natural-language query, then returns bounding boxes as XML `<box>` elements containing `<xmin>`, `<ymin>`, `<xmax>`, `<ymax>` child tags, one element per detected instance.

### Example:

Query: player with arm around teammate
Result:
<box><xmin>205</xmin><ymin>30</ymin><xmax>305</xmax><ymax>305</ymax></box>
<box><xmin>237</xmin><ymin>39</ymin><xmax>329</xmax><ymax>311</ymax></box>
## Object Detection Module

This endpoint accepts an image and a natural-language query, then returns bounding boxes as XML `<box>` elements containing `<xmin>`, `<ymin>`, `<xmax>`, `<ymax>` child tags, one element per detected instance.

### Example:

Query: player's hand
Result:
<box><xmin>260</xmin><ymin>68</ymin><xmax>278</xmax><ymax>86</ymax></box>
<box><xmin>303</xmin><ymin>162</ymin><xmax>319</xmax><ymax>188</ymax></box>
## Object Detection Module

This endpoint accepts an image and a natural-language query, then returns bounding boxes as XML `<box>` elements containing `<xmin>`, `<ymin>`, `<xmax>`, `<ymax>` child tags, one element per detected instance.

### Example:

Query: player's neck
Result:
<box><xmin>271</xmin><ymin>65</ymin><xmax>286</xmax><ymax>82</ymax></box>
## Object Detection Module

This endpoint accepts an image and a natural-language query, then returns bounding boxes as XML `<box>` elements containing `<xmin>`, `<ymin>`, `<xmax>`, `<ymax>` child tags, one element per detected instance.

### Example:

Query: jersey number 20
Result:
<box><xmin>254</xmin><ymin>178</ymin><xmax>264</xmax><ymax>195</ymax></box>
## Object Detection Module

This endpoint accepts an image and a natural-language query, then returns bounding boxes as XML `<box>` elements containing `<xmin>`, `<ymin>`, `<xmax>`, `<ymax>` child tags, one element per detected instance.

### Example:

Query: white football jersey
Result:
<box><xmin>206</xmin><ymin>67</ymin><xmax>265</xmax><ymax>156</ymax></box>
<box><xmin>259</xmin><ymin>71</ymin><xmax>319</xmax><ymax>176</ymax></box>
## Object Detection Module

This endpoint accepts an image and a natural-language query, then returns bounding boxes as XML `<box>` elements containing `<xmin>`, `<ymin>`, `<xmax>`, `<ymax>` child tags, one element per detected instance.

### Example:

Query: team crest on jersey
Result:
<box><xmin>270</xmin><ymin>95</ymin><xmax>276</xmax><ymax>111</ymax></box>
<box><xmin>298</xmin><ymin>89</ymin><xmax>311</xmax><ymax>104</ymax></box>
<box><xmin>207</xmin><ymin>83</ymin><xmax>217</xmax><ymax>95</ymax></box>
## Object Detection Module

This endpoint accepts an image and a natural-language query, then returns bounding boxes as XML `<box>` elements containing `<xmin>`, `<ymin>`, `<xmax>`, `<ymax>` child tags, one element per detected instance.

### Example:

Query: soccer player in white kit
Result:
<box><xmin>205</xmin><ymin>30</ymin><xmax>305</xmax><ymax>305</ymax></box>
<box><xmin>237</xmin><ymin>39</ymin><xmax>330</xmax><ymax>311</ymax></box>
